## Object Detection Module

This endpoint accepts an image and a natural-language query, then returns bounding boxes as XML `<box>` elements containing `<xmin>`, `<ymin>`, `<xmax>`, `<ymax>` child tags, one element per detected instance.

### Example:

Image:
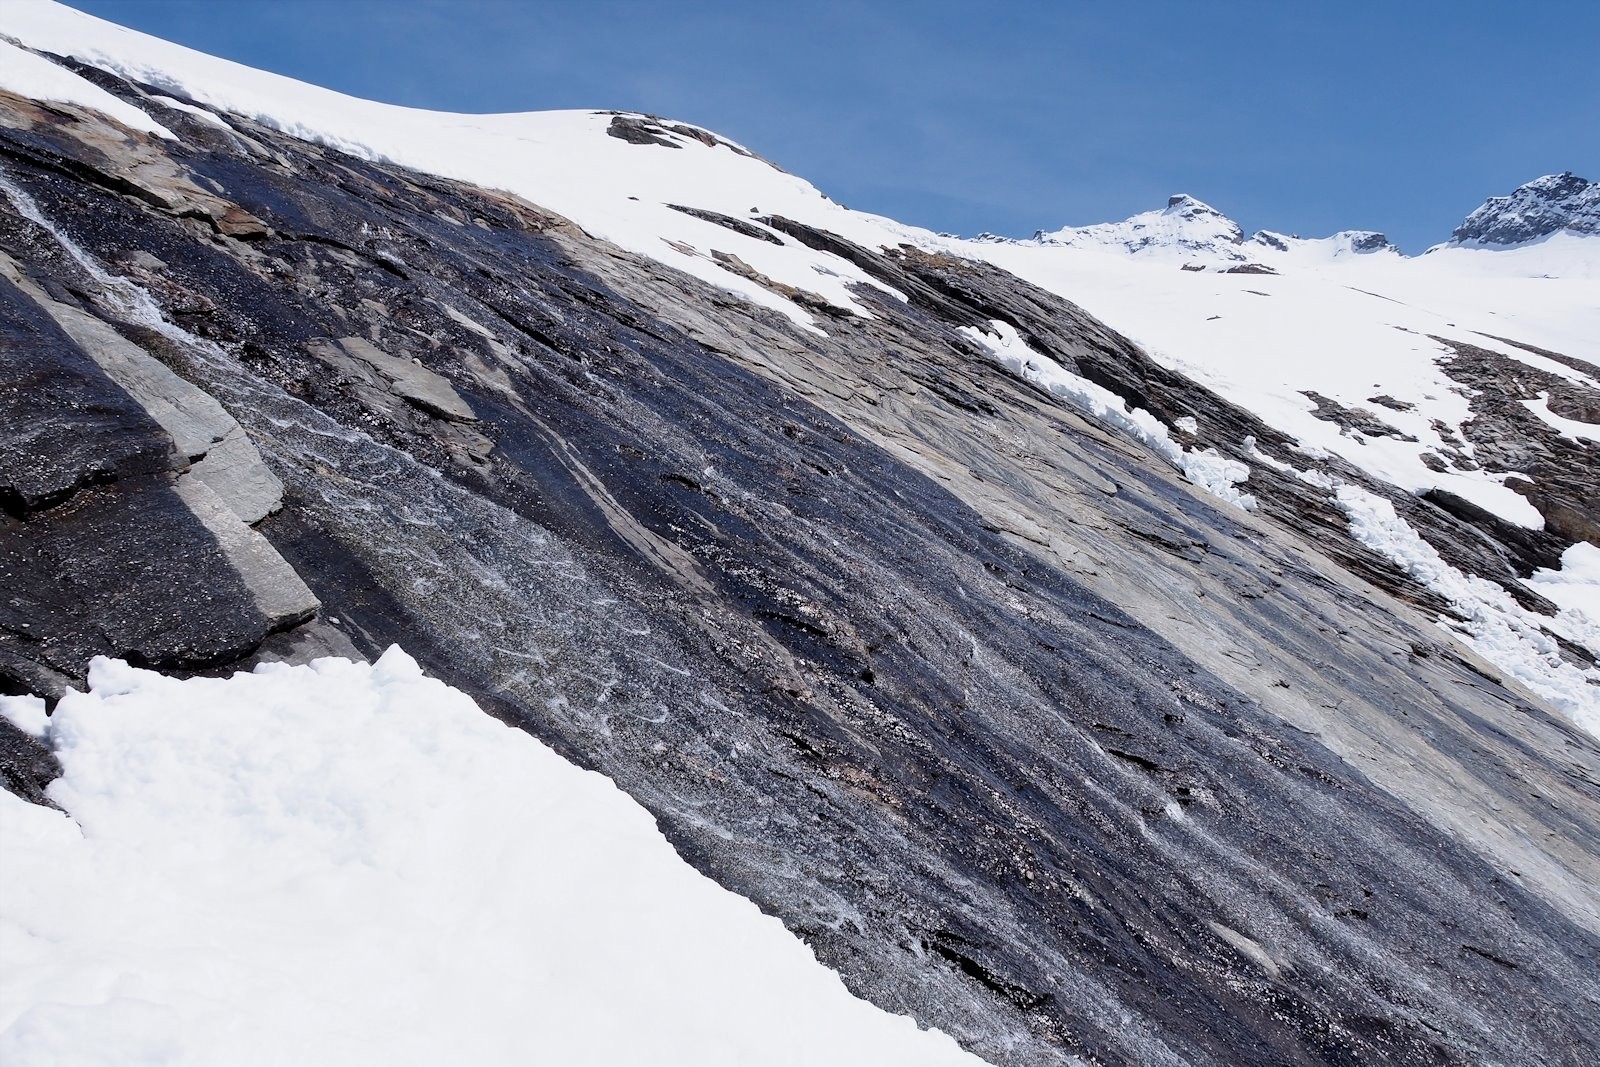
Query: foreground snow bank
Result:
<box><xmin>0</xmin><ymin>650</ymin><xmax>980</xmax><ymax>1067</ymax></box>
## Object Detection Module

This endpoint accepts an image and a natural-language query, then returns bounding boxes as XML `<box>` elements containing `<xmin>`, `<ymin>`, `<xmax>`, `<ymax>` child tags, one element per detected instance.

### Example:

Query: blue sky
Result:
<box><xmin>69</xmin><ymin>0</ymin><xmax>1600</xmax><ymax>251</ymax></box>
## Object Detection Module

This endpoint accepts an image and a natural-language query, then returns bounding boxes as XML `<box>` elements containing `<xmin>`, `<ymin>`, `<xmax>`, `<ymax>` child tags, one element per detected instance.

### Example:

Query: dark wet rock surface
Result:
<box><xmin>0</xmin><ymin>716</ymin><xmax>57</xmax><ymax>808</ymax></box>
<box><xmin>0</xmin><ymin>270</ymin><xmax>173</xmax><ymax>515</ymax></box>
<box><xmin>1</xmin><ymin>76</ymin><xmax>1598</xmax><ymax>1067</ymax></box>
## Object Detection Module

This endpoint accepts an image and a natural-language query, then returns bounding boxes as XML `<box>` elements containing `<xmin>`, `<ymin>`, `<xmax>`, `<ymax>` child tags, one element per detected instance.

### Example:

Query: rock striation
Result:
<box><xmin>0</xmin><ymin>49</ymin><xmax>1597</xmax><ymax>1067</ymax></box>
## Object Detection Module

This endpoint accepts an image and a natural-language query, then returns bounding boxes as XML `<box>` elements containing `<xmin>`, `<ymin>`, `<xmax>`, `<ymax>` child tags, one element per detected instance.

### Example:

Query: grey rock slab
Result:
<box><xmin>570</xmin><ymin>230</ymin><xmax>1600</xmax><ymax>940</ymax></box>
<box><xmin>173</xmin><ymin>475</ymin><xmax>318</xmax><ymax>629</ymax></box>
<box><xmin>335</xmin><ymin>336</ymin><xmax>477</xmax><ymax>422</ymax></box>
<box><xmin>0</xmin><ymin>272</ymin><xmax>175</xmax><ymax>512</ymax></box>
<box><xmin>5</xmin><ymin>94</ymin><xmax>1598</xmax><ymax>1067</ymax></box>
<box><xmin>1</xmin><ymin>253</ymin><xmax>283</xmax><ymax>523</ymax></box>
<box><xmin>190</xmin><ymin>427</ymin><xmax>286</xmax><ymax>525</ymax></box>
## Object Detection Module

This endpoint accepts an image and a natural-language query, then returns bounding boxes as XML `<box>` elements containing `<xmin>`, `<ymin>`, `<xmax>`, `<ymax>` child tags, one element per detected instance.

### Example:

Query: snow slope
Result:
<box><xmin>0</xmin><ymin>651</ymin><xmax>980</xmax><ymax>1066</ymax></box>
<box><xmin>971</xmin><ymin>204</ymin><xmax>1600</xmax><ymax>728</ymax></box>
<box><xmin>0</xmin><ymin>0</ymin><xmax>916</xmax><ymax>332</ymax></box>
<box><xmin>1</xmin><ymin>0</ymin><xmax>1595</xmax><ymax>723</ymax></box>
<box><xmin>970</xmin><ymin>235</ymin><xmax>1595</xmax><ymax>527</ymax></box>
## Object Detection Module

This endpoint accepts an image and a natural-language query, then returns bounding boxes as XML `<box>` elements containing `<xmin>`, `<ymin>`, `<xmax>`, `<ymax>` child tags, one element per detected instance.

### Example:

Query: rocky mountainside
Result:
<box><xmin>1</xmin><ymin>4</ymin><xmax>1598</xmax><ymax>1066</ymax></box>
<box><xmin>1448</xmin><ymin>171</ymin><xmax>1600</xmax><ymax>247</ymax></box>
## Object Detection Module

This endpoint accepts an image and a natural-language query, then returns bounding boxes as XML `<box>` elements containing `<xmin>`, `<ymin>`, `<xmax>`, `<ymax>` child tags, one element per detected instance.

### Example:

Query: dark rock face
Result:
<box><xmin>0</xmin><ymin>244</ymin><xmax>310</xmax><ymax>695</ymax></box>
<box><xmin>667</xmin><ymin>203</ymin><xmax>785</xmax><ymax>244</ymax></box>
<box><xmin>0</xmin><ymin>273</ymin><xmax>173</xmax><ymax>515</ymax></box>
<box><xmin>2</xmin><ymin>76</ymin><xmax>1599</xmax><ymax>1067</ymax></box>
<box><xmin>606</xmin><ymin>114</ymin><xmax>683</xmax><ymax>148</ymax></box>
<box><xmin>1300</xmin><ymin>390</ymin><xmax>1418</xmax><ymax>442</ymax></box>
<box><xmin>0</xmin><ymin>716</ymin><xmax>57</xmax><ymax>807</ymax></box>
<box><xmin>1449</xmin><ymin>171</ymin><xmax>1599</xmax><ymax>246</ymax></box>
<box><xmin>1429</xmin><ymin>336</ymin><xmax>1600</xmax><ymax>553</ymax></box>
<box><xmin>605</xmin><ymin>112</ymin><xmax>760</xmax><ymax>158</ymax></box>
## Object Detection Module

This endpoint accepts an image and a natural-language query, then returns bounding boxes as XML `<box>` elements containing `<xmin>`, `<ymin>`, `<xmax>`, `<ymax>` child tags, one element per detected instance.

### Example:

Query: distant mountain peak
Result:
<box><xmin>1165</xmin><ymin>192</ymin><xmax>1220</xmax><ymax>214</ymax></box>
<box><xmin>1448</xmin><ymin>171</ymin><xmax>1598</xmax><ymax>247</ymax></box>
<box><xmin>1030</xmin><ymin>194</ymin><xmax>1246</xmax><ymax>261</ymax></box>
<box><xmin>1020</xmin><ymin>196</ymin><xmax>1400</xmax><ymax>267</ymax></box>
<box><xmin>1009</xmin><ymin>172</ymin><xmax>1597</xmax><ymax>265</ymax></box>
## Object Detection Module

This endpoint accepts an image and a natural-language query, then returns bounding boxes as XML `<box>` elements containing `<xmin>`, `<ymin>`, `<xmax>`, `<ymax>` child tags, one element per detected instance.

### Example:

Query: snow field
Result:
<box><xmin>969</xmin><ymin>240</ymin><xmax>1593</xmax><ymax>530</ymax></box>
<box><xmin>0</xmin><ymin>650</ymin><xmax>982</xmax><ymax>1066</ymax></box>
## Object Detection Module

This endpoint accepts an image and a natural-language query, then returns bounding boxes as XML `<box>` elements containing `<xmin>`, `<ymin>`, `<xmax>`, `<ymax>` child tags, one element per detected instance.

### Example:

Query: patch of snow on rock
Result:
<box><xmin>1328</xmin><ymin>484</ymin><xmax>1600</xmax><ymax>735</ymax></box>
<box><xmin>0</xmin><ymin>36</ymin><xmax>172</xmax><ymax>138</ymax></box>
<box><xmin>961</xmin><ymin>320</ymin><xmax>1256</xmax><ymax>510</ymax></box>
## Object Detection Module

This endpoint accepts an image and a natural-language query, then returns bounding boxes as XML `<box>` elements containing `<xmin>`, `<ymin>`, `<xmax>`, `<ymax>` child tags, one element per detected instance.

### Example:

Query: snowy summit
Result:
<box><xmin>1031</xmin><ymin>193</ymin><xmax>1249</xmax><ymax>262</ymax></box>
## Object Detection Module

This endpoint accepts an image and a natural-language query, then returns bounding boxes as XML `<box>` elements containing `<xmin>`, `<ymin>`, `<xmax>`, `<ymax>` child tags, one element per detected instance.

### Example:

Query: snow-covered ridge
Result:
<box><xmin>0</xmin><ymin>0</ymin><xmax>925</xmax><ymax>333</ymax></box>
<box><xmin>999</xmin><ymin>194</ymin><xmax>1400</xmax><ymax>271</ymax></box>
<box><xmin>1000</xmin><ymin>172</ymin><xmax>1597</xmax><ymax>270</ymax></box>
<box><xmin>0</xmin><ymin>35</ymin><xmax>173</xmax><ymax>138</ymax></box>
<box><xmin>0</xmin><ymin>651</ymin><xmax>980</xmax><ymax>1065</ymax></box>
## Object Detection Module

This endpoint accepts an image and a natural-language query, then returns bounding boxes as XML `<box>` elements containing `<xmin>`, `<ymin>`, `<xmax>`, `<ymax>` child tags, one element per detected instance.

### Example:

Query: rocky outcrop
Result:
<box><xmin>1432</xmin><ymin>336</ymin><xmax>1600</xmax><ymax>552</ymax></box>
<box><xmin>1448</xmin><ymin>172</ymin><xmax>1599</xmax><ymax>246</ymax></box>
<box><xmin>1</xmin><ymin>65</ymin><xmax>1598</xmax><ymax>1067</ymax></box>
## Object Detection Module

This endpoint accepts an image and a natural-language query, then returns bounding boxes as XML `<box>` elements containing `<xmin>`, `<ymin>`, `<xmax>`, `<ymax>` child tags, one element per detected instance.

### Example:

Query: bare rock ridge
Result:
<box><xmin>1448</xmin><ymin>171</ymin><xmax>1600</xmax><ymax>247</ymax></box>
<box><xmin>1</xmin><ymin>56</ymin><xmax>1598</xmax><ymax>1067</ymax></box>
